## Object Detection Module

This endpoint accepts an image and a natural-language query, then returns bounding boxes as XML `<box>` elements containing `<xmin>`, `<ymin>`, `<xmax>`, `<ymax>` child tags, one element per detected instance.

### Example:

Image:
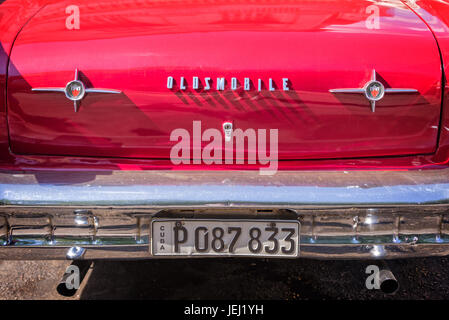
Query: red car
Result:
<box><xmin>1</xmin><ymin>0</ymin><xmax>449</xmax><ymax>264</ymax></box>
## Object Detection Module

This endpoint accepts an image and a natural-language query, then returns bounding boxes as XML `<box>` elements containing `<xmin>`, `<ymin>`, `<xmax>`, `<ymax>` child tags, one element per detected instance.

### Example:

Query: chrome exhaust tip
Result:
<box><xmin>378</xmin><ymin>268</ymin><xmax>399</xmax><ymax>294</ymax></box>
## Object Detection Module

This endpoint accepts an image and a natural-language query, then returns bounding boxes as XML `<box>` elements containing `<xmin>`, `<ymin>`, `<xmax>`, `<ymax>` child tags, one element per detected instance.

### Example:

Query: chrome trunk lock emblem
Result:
<box><xmin>223</xmin><ymin>122</ymin><xmax>233</xmax><ymax>142</ymax></box>
<box><xmin>329</xmin><ymin>70</ymin><xmax>418</xmax><ymax>112</ymax></box>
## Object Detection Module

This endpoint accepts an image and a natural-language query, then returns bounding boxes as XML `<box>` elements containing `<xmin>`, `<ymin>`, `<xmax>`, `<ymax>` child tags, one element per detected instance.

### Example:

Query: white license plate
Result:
<box><xmin>151</xmin><ymin>219</ymin><xmax>300</xmax><ymax>257</ymax></box>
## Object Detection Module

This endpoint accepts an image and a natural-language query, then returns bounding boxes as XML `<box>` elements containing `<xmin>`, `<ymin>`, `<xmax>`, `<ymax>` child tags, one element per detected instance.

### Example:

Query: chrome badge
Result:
<box><xmin>32</xmin><ymin>69</ymin><xmax>121</xmax><ymax>112</ymax></box>
<box><xmin>65</xmin><ymin>80</ymin><xmax>85</xmax><ymax>101</ymax></box>
<box><xmin>365</xmin><ymin>80</ymin><xmax>384</xmax><ymax>102</ymax></box>
<box><xmin>329</xmin><ymin>70</ymin><xmax>418</xmax><ymax>112</ymax></box>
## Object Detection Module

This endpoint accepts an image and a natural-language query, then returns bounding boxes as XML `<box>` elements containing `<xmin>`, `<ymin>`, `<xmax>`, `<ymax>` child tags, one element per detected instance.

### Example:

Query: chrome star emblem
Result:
<box><xmin>32</xmin><ymin>69</ymin><xmax>121</xmax><ymax>112</ymax></box>
<box><xmin>329</xmin><ymin>70</ymin><xmax>418</xmax><ymax>112</ymax></box>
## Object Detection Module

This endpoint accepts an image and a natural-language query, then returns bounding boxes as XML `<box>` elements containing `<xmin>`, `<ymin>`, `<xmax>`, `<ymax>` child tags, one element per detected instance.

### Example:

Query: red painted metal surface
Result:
<box><xmin>0</xmin><ymin>0</ymin><xmax>448</xmax><ymax>171</ymax></box>
<box><xmin>0</xmin><ymin>0</ymin><xmax>53</xmax><ymax>165</ymax></box>
<box><xmin>404</xmin><ymin>0</ymin><xmax>449</xmax><ymax>165</ymax></box>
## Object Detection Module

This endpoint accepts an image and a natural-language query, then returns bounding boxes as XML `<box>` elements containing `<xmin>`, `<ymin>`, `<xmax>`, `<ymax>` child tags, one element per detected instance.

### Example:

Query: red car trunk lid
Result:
<box><xmin>6</xmin><ymin>0</ymin><xmax>443</xmax><ymax>161</ymax></box>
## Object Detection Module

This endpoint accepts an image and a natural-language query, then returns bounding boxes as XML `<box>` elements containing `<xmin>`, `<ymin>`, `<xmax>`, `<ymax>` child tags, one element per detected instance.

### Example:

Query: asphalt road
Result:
<box><xmin>0</xmin><ymin>257</ymin><xmax>449</xmax><ymax>299</ymax></box>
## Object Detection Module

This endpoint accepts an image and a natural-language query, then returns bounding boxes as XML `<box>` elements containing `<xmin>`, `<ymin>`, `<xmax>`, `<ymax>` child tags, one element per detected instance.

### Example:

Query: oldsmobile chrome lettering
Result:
<box><xmin>167</xmin><ymin>76</ymin><xmax>290</xmax><ymax>91</ymax></box>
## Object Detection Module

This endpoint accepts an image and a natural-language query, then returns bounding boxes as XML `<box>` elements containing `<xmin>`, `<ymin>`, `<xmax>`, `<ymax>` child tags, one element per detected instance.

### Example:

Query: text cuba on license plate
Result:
<box><xmin>151</xmin><ymin>219</ymin><xmax>300</xmax><ymax>257</ymax></box>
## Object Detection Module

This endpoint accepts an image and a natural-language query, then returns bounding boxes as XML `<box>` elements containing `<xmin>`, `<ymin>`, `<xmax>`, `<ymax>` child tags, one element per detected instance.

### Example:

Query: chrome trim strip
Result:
<box><xmin>328</xmin><ymin>89</ymin><xmax>365</xmax><ymax>93</ymax></box>
<box><xmin>384</xmin><ymin>88</ymin><xmax>419</xmax><ymax>93</ymax></box>
<box><xmin>370</xmin><ymin>100</ymin><xmax>376</xmax><ymax>113</ymax></box>
<box><xmin>31</xmin><ymin>88</ymin><xmax>65</xmax><ymax>92</ymax></box>
<box><xmin>85</xmin><ymin>88</ymin><xmax>122</xmax><ymax>94</ymax></box>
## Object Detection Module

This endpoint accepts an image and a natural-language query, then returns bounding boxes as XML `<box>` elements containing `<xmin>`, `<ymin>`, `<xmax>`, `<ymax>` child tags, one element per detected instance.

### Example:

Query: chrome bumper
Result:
<box><xmin>1</xmin><ymin>169</ymin><xmax>449</xmax><ymax>260</ymax></box>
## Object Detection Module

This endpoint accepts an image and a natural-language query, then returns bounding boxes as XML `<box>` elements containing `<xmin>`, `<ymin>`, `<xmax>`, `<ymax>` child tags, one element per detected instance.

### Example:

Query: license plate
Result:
<box><xmin>151</xmin><ymin>219</ymin><xmax>300</xmax><ymax>257</ymax></box>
